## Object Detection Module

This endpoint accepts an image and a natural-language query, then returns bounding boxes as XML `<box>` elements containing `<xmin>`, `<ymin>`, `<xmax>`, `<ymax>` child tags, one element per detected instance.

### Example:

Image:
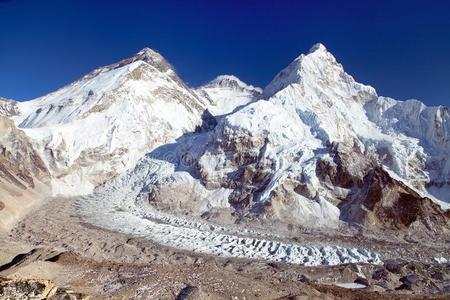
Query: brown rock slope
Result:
<box><xmin>317</xmin><ymin>142</ymin><xmax>450</xmax><ymax>234</ymax></box>
<box><xmin>0</xmin><ymin>116</ymin><xmax>51</xmax><ymax>231</ymax></box>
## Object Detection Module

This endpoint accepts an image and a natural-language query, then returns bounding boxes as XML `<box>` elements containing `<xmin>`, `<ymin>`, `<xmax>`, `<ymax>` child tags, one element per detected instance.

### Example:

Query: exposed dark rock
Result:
<box><xmin>297</xmin><ymin>274</ymin><xmax>311</xmax><ymax>283</ymax></box>
<box><xmin>372</xmin><ymin>268</ymin><xmax>389</xmax><ymax>280</ymax></box>
<box><xmin>396</xmin><ymin>274</ymin><xmax>419</xmax><ymax>290</ymax></box>
<box><xmin>0</xmin><ymin>97</ymin><xmax>20</xmax><ymax>117</ymax></box>
<box><xmin>384</xmin><ymin>259</ymin><xmax>407</xmax><ymax>274</ymax></box>
<box><xmin>0</xmin><ymin>277</ymin><xmax>88</xmax><ymax>299</ymax></box>
<box><xmin>316</xmin><ymin>142</ymin><xmax>371</xmax><ymax>189</ymax></box>
<box><xmin>311</xmin><ymin>140</ymin><xmax>450</xmax><ymax>232</ymax></box>
<box><xmin>400</xmin><ymin>274</ymin><xmax>419</xmax><ymax>285</ymax></box>
<box><xmin>354</xmin><ymin>276</ymin><xmax>369</xmax><ymax>286</ymax></box>
<box><xmin>0</xmin><ymin>117</ymin><xmax>50</xmax><ymax>189</ymax></box>
<box><xmin>195</xmin><ymin>109</ymin><xmax>217</xmax><ymax>132</ymax></box>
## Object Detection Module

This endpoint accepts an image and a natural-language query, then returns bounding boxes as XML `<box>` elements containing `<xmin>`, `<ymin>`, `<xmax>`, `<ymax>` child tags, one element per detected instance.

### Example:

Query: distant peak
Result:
<box><xmin>131</xmin><ymin>47</ymin><xmax>170</xmax><ymax>68</ymax></box>
<box><xmin>138</xmin><ymin>47</ymin><xmax>157</xmax><ymax>54</ymax></box>
<box><xmin>205</xmin><ymin>75</ymin><xmax>262</xmax><ymax>93</ymax></box>
<box><xmin>210</xmin><ymin>75</ymin><xmax>245</xmax><ymax>86</ymax></box>
<box><xmin>0</xmin><ymin>96</ymin><xmax>17</xmax><ymax>105</ymax></box>
<box><xmin>80</xmin><ymin>46</ymin><xmax>177</xmax><ymax>83</ymax></box>
<box><xmin>308</xmin><ymin>43</ymin><xmax>327</xmax><ymax>54</ymax></box>
<box><xmin>135</xmin><ymin>47</ymin><xmax>164</xmax><ymax>59</ymax></box>
<box><xmin>263</xmin><ymin>43</ymin><xmax>336</xmax><ymax>97</ymax></box>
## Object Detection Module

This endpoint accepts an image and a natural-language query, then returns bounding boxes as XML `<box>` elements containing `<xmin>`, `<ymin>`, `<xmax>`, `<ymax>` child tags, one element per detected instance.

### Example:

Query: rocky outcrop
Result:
<box><xmin>2</xmin><ymin>43</ymin><xmax>449</xmax><ymax>236</ymax></box>
<box><xmin>0</xmin><ymin>116</ymin><xmax>50</xmax><ymax>230</ymax></box>
<box><xmin>0</xmin><ymin>98</ymin><xmax>20</xmax><ymax>117</ymax></box>
<box><xmin>314</xmin><ymin>142</ymin><xmax>450</xmax><ymax>232</ymax></box>
<box><xmin>0</xmin><ymin>277</ymin><xmax>89</xmax><ymax>299</ymax></box>
<box><xmin>0</xmin><ymin>117</ymin><xmax>50</xmax><ymax>189</ymax></box>
<box><xmin>344</xmin><ymin>165</ymin><xmax>450</xmax><ymax>231</ymax></box>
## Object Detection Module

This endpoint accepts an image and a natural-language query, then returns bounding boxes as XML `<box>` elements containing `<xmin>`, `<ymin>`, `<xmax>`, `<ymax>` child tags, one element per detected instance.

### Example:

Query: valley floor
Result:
<box><xmin>0</xmin><ymin>197</ymin><xmax>449</xmax><ymax>299</ymax></box>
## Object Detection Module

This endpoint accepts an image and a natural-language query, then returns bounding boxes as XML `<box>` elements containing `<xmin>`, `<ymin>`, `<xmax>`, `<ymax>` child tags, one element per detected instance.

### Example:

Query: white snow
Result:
<box><xmin>434</xmin><ymin>256</ymin><xmax>449</xmax><ymax>264</ymax></box>
<box><xmin>259</xmin><ymin>43</ymin><xmax>450</xmax><ymax>209</ymax></box>
<box><xmin>11</xmin><ymin>52</ymin><xmax>206</xmax><ymax>196</ymax></box>
<box><xmin>335</xmin><ymin>283</ymin><xmax>367</xmax><ymax>289</ymax></box>
<box><xmin>196</xmin><ymin>75</ymin><xmax>261</xmax><ymax>115</ymax></box>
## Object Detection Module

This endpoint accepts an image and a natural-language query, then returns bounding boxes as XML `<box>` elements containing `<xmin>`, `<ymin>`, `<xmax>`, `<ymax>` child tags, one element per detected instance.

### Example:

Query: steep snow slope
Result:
<box><xmin>196</xmin><ymin>100</ymin><xmax>341</xmax><ymax>227</ymax></box>
<box><xmin>262</xmin><ymin>44</ymin><xmax>449</xmax><ymax>209</ymax></box>
<box><xmin>195</xmin><ymin>75</ymin><xmax>262</xmax><ymax>115</ymax></box>
<box><xmin>12</xmin><ymin>48</ymin><xmax>206</xmax><ymax>195</ymax></box>
<box><xmin>1</xmin><ymin>42</ymin><xmax>446</xmax><ymax>268</ymax></box>
<box><xmin>365</xmin><ymin>97</ymin><xmax>450</xmax><ymax>203</ymax></box>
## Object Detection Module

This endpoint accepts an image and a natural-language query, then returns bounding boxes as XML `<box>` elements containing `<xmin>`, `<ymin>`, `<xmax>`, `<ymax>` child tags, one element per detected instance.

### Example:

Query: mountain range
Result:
<box><xmin>1</xmin><ymin>43</ymin><xmax>448</xmax><ymax>232</ymax></box>
<box><xmin>1</xmin><ymin>42</ymin><xmax>450</xmax><ymax>298</ymax></box>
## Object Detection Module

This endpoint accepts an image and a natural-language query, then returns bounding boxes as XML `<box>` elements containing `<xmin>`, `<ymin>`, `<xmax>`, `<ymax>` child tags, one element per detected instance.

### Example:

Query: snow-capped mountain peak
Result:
<box><xmin>9</xmin><ymin>48</ymin><xmax>207</xmax><ymax>195</ymax></box>
<box><xmin>135</xmin><ymin>47</ymin><xmax>163</xmax><ymax>59</ymax></box>
<box><xmin>263</xmin><ymin>43</ymin><xmax>377</xmax><ymax>103</ymax></box>
<box><xmin>196</xmin><ymin>75</ymin><xmax>262</xmax><ymax>115</ymax></box>
<box><xmin>75</xmin><ymin>47</ymin><xmax>179</xmax><ymax>85</ymax></box>
<box><xmin>130</xmin><ymin>47</ymin><xmax>175</xmax><ymax>74</ymax></box>
<box><xmin>307</xmin><ymin>42</ymin><xmax>328</xmax><ymax>54</ymax></box>
<box><xmin>205</xmin><ymin>75</ymin><xmax>262</xmax><ymax>94</ymax></box>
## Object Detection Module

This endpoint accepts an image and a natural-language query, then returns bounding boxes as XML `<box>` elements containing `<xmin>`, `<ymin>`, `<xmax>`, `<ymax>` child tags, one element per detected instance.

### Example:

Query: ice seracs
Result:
<box><xmin>77</xmin><ymin>154</ymin><xmax>382</xmax><ymax>267</ymax></box>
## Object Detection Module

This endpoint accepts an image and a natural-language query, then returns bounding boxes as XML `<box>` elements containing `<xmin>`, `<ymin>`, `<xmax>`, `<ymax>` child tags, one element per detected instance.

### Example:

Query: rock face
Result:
<box><xmin>341</xmin><ymin>164</ymin><xmax>450</xmax><ymax>231</ymax></box>
<box><xmin>0</xmin><ymin>117</ymin><xmax>49</xmax><ymax>189</ymax></box>
<box><xmin>0</xmin><ymin>116</ymin><xmax>51</xmax><ymax>230</ymax></box>
<box><xmin>2</xmin><ymin>44</ymin><xmax>450</xmax><ymax>300</ymax></box>
<box><xmin>365</xmin><ymin>97</ymin><xmax>450</xmax><ymax>203</ymax></box>
<box><xmin>0</xmin><ymin>98</ymin><xmax>20</xmax><ymax>117</ymax></box>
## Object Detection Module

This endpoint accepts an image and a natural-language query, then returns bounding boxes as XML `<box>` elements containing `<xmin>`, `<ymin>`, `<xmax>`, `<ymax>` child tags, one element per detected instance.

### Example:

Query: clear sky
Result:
<box><xmin>1</xmin><ymin>0</ymin><xmax>450</xmax><ymax>106</ymax></box>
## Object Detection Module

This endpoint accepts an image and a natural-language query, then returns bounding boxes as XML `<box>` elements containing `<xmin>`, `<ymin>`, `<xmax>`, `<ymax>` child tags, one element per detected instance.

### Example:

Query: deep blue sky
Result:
<box><xmin>1</xmin><ymin>0</ymin><xmax>450</xmax><ymax>106</ymax></box>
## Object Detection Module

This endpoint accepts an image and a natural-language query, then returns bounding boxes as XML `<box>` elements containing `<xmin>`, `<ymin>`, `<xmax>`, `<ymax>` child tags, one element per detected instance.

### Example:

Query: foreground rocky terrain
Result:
<box><xmin>1</xmin><ymin>197</ymin><xmax>449</xmax><ymax>299</ymax></box>
<box><xmin>0</xmin><ymin>43</ymin><xmax>449</xmax><ymax>298</ymax></box>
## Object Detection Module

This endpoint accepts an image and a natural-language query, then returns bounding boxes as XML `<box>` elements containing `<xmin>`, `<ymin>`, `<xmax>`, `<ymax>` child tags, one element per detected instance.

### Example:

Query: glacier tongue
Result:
<box><xmin>77</xmin><ymin>156</ymin><xmax>382</xmax><ymax>266</ymax></box>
